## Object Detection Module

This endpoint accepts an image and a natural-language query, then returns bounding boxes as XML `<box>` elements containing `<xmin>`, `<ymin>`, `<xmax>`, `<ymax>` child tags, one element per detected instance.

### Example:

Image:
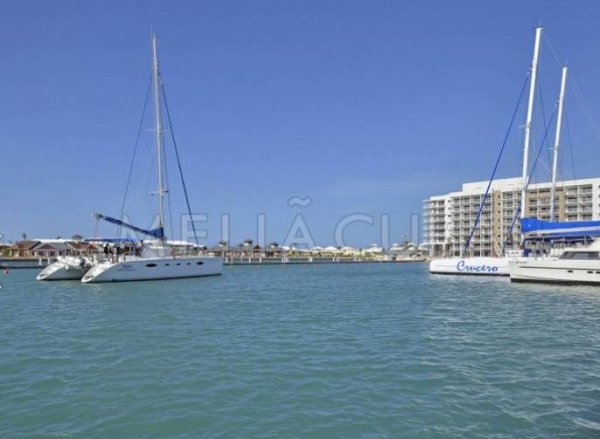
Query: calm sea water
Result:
<box><xmin>1</xmin><ymin>263</ymin><xmax>599</xmax><ymax>438</ymax></box>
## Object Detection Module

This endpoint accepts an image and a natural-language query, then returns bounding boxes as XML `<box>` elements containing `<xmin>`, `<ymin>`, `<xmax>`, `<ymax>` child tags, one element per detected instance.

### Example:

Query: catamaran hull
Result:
<box><xmin>82</xmin><ymin>256</ymin><xmax>223</xmax><ymax>283</ymax></box>
<box><xmin>37</xmin><ymin>258</ymin><xmax>91</xmax><ymax>281</ymax></box>
<box><xmin>509</xmin><ymin>258</ymin><xmax>600</xmax><ymax>285</ymax></box>
<box><xmin>429</xmin><ymin>257</ymin><xmax>509</xmax><ymax>276</ymax></box>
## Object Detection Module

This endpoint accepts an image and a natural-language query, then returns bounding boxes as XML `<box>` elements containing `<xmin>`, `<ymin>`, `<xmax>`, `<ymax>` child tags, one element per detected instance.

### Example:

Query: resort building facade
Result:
<box><xmin>423</xmin><ymin>177</ymin><xmax>600</xmax><ymax>257</ymax></box>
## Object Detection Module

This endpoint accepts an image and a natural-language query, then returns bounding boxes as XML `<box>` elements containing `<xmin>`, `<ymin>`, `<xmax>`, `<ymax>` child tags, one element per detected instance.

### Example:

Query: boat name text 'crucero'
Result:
<box><xmin>456</xmin><ymin>260</ymin><xmax>499</xmax><ymax>273</ymax></box>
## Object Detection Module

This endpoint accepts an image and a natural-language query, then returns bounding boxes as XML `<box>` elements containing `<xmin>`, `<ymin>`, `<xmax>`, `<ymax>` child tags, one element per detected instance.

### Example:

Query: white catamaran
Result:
<box><xmin>430</xmin><ymin>27</ymin><xmax>543</xmax><ymax>276</ymax></box>
<box><xmin>82</xmin><ymin>33</ymin><xmax>223</xmax><ymax>283</ymax></box>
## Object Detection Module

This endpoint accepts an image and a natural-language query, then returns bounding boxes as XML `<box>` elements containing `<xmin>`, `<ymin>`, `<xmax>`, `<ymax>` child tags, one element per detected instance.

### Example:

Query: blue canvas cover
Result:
<box><xmin>521</xmin><ymin>217</ymin><xmax>600</xmax><ymax>237</ymax></box>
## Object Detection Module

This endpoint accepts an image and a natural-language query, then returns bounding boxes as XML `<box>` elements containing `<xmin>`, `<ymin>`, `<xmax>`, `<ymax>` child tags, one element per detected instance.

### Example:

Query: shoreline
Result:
<box><xmin>1</xmin><ymin>256</ymin><xmax>427</xmax><ymax>270</ymax></box>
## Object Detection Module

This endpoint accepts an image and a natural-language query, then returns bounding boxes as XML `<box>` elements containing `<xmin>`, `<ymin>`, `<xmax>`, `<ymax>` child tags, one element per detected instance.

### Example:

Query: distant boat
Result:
<box><xmin>430</xmin><ymin>27</ymin><xmax>544</xmax><ymax>276</ymax></box>
<box><xmin>82</xmin><ymin>33</ymin><xmax>223</xmax><ymax>283</ymax></box>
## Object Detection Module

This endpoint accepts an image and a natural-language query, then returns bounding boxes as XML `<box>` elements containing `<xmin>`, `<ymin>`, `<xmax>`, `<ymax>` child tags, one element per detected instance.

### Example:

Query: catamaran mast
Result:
<box><xmin>550</xmin><ymin>66</ymin><xmax>568</xmax><ymax>221</ymax></box>
<box><xmin>520</xmin><ymin>26</ymin><xmax>543</xmax><ymax>240</ymax></box>
<box><xmin>151</xmin><ymin>33</ymin><xmax>166</xmax><ymax>236</ymax></box>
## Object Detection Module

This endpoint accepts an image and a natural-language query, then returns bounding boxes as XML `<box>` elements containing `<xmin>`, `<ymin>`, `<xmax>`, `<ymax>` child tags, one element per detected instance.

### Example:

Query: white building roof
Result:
<box><xmin>428</xmin><ymin>176</ymin><xmax>600</xmax><ymax>200</ymax></box>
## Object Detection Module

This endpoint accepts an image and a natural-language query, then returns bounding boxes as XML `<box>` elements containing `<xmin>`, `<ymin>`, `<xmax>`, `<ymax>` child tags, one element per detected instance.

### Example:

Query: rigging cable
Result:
<box><xmin>535</xmin><ymin>71</ymin><xmax>551</xmax><ymax>179</ymax></box>
<box><xmin>161</xmin><ymin>83</ymin><xmax>200</xmax><ymax>246</ymax></box>
<box><xmin>463</xmin><ymin>73</ymin><xmax>530</xmax><ymax>255</ymax></box>
<box><xmin>564</xmin><ymin>107</ymin><xmax>577</xmax><ymax>182</ymax></box>
<box><xmin>569</xmin><ymin>72</ymin><xmax>600</xmax><ymax>145</ymax></box>
<box><xmin>161</xmin><ymin>123</ymin><xmax>175</xmax><ymax>242</ymax></box>
<box><xmin>117</xmin><ymin>73</ymin><xmax>153</xmax><ymax>238</ymax></box>
<box><xmin>502</xmin><ymin>106</ymin><xmax>557</xmax><ymax>253</ymax></box>
<box><xmin>534</xmin><ymin>77</ymin><xmax>554</xmax><ymax>178</ymax></box>
<box><xmin>545</xmin><ymin>34</ymin><xmax>600</xmax><ymax>154</ymax></box>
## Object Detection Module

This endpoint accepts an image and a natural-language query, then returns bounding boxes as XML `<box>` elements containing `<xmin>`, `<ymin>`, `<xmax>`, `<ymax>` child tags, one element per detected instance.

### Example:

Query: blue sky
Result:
<box><xmin>2</xmin><ymin>0</ymin><xmax>600</xmax><ymax>246</ymax></box>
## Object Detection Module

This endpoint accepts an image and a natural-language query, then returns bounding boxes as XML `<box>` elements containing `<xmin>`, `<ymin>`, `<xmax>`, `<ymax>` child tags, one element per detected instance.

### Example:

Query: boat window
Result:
<box><xmin>560</xmin><ymin>251</ymin><xmax>599</xmax><ymax>260</ymax></box>
<box><xmin>196</xmin><ymin>261</ymin><xmax>204</xmax><ymax>265</ymax></box>
<box><xmin>165</xmin><ymin>264</ymin><xmax>170</xmax><ymax>266</ymax></box>
<box><xmin>146</xmin><ymin>263</ymin><xmax>158</xmax><ymax>267</ymax></box>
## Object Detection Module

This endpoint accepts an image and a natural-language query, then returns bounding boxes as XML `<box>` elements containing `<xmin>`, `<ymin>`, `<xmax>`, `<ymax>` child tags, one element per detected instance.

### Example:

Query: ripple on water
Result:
<box><xmin>0</xmin><ymin>264</ymin><xmax>599</xmax><ymax>437</ymax></box>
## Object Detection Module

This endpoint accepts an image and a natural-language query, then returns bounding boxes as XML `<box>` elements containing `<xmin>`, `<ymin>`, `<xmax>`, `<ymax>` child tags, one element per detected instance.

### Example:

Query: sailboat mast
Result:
<box><xmin>550</xmin><ymin>66</ymin><xmax>568</xmax><ymax>221</ymax></box>
<box><xmin>151</xmin><ymin>33</ymin><xmax>166</xmax><ymax>234</ymax></box>
<box><xmin>520</xmin><ymin>27</ymin><xmax>543</xmax><ymax>232</ymax></box>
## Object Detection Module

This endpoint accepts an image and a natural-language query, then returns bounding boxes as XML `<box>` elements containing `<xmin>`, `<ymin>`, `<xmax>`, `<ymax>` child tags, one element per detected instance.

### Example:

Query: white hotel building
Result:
<box><xmin>423</xmin><ymin>177</ymin><xmax>600</xmax><ymax>258</ymax></box>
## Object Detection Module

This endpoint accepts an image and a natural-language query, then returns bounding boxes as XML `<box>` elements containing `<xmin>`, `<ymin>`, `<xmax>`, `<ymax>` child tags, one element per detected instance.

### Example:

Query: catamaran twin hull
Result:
<box><xmin>36</xmin><ymin>256</ymin><xmax>92</xmax><ymax>281</ymax></box>
<box><xmin>81</xmin><ymin>256</ymin><xmax>223</xmax><ymax>283</ymax></box>
<box><xmin>429</xmin><ymin>257</ymin><xmax>509</xmax><ymax>276</ymax></box>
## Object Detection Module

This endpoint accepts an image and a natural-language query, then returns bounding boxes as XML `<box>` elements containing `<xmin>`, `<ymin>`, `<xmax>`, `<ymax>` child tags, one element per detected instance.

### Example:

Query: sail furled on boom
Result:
<box><xmin>94</xmin><ymin>213</ymin><xmax>165</xmax><ymax>239</ymax></box>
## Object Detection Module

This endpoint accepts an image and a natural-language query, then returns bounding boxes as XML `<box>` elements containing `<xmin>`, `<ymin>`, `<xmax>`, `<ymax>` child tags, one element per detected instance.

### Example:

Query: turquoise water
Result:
<box><xmin>1</xmin><ymin>263</ymin><xmax>599</xmax><ymax>438</ymax></box>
